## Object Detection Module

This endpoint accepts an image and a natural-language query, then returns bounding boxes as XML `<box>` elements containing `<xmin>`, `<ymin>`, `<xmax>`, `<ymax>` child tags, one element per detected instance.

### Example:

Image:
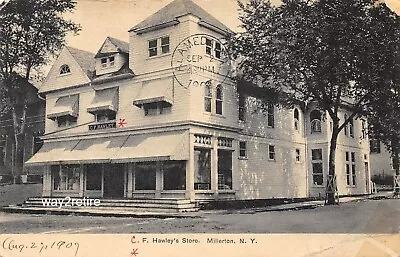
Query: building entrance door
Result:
<box><xmin>103</xmin><ymin>164</ymin><xmax>125</xmax><ymax>198</ymax></box>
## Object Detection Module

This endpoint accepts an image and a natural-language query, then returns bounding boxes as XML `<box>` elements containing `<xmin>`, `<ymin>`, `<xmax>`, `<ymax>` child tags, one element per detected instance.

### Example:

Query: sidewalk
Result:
<box><xmin>207</xmin><ymin>191</ymin><xmax>393</xmax><ymax>215</ymax></box>
<box><xmin>0</xmin><ymin>191</ymin><xmax>393</xmax><ymax>218</ymax></box>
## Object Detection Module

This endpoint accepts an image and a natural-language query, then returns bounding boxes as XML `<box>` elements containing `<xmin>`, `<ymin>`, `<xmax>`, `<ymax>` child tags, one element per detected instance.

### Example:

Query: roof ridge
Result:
<box><xmin>131</xmin><ymin>0</ymin><xmax>232</xmax><ymax>34</ymax></box>
<box><xmin>66</xmin><ymin>46</ymin><xmax>95</xmax><ymax>56</ymax></box>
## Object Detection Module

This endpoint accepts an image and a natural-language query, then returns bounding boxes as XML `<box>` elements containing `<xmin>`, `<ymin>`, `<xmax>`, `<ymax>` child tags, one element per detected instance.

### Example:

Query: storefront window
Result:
<box><xmin>163</xmin><ymin>161</ymin><xmax>186</xmax><ymax>190</ymax></box>
<box><xmin>52</xmin><ymin>164</ymin><xmax>81</xmax><ymax>191</ymax></box>
<box><xmin>194</xmin><ymin>148</ymin><xmax>211</xmax><ymax>190</ymax></box>
<box><xmin>86</xmin><ymin>164</ymin><xmax>102</xmax><ymax>190</ymax></box>
<box><xmin>135</xmin><ymin>162</ymin><xmax>156</xmax><ymax>190</ymax></box>
<box><xmin>218</xmin><ymin>150</ymin><xmax>232</xmax><ymax>190</ymax></box>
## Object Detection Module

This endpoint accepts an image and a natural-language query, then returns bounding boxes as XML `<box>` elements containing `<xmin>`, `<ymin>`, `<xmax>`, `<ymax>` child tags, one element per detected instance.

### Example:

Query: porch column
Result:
<box><xmin>42</xmin><ymin>166</ymin><xmax>51</xmax><ymax>197</ymax></box>
<box><xmin>79</xmin><ymin>165</ymin><xmax>84</xmax><ymax>197</ymax></box>
<box><xmin>185</xmin><ymin>133</ymin><xmax>195</xmax><ymax>201</ymax></box>
<box><xmin>155</xmin><ymin>162</ymin><xmax>162</xmax><ymax>198</ymax></box>
<box><xmin>211</xmin><ymin>137</ymin><xmax>219</xmax><ymax>198</ymax></box>
<box><xmin>232</xmin><ymin>140</ymin><xmax>239</xmax><ymax>192</ymax></box>
<box><xmin>127</xmin><ymin>163</ymin><xmax>133</xmax><ymax>198</ymax></box>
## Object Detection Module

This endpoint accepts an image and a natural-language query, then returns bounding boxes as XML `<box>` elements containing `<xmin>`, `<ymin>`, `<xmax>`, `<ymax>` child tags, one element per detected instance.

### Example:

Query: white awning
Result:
<box><xmin>47</xmin><ymin>95</ymin><xmax>79</xmax><ymax>120</ymax></box>
<box><xmin>26</xmin><ymin>130</ymin><xmax>189</xmax><ymax>166</ymax></box>
<box><xmin>132</xmin><ymin>78</ymin><xmax>173</xmax><ymax>106</ymax></box>
<box><xmin>87</xmin><ymin>87</ymin><xmax>118</xmax><ymax>114</ymax></box>
<box><xmin>25</xmin><ymin>136</ymin><xmax>128</xmax><ymax>166</ymax></box>
<box><xmin>111</xmin><ymin>130</ymin><xmax>189</xmax><ymax>163</ymax></box>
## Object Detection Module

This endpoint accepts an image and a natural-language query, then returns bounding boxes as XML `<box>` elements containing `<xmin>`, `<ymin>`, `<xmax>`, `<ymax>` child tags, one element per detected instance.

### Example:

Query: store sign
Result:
<box><xmin>88</xmin><ymin>122</ymin><xmax>116</xmax><ymax>131</ymax></box>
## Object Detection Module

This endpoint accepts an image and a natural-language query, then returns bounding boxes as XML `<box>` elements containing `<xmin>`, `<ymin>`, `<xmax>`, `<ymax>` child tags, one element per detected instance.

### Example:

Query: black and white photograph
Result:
<box><xmin>0</xmin><ymin>0</ymin><xmax>399</xmax><ymax>256</ymax></box>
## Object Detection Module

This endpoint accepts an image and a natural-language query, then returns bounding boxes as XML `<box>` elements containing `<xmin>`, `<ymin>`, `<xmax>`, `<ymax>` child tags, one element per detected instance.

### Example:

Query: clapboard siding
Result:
<box><xmin>236</xmin><ymin>136</ymin><xmax>308</xmax><ymax>199</ymax></box>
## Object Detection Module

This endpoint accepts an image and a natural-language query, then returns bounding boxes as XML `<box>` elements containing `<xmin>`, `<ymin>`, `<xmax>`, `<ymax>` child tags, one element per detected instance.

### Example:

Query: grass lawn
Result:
<box><xmin>0</xmin><ymin>183</ymin><xmax>42</xmax><ymax>207</ymax></box>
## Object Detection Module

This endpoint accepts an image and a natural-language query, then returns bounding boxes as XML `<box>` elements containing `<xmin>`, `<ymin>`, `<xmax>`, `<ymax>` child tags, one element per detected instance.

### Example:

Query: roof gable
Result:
<box><xmin>95</xmin><ymin>37</ymin><xmax>129</xmax><ymax>58</ymax></box>
<box><xmin>39</xmin><ymin>47</ymin><xmax>95</xmax><ymax>93</ymax></box>
<box><xmin>131</xmin><ymin>0</ymin><xmax>232</xmax><ymax>34</ymax></box>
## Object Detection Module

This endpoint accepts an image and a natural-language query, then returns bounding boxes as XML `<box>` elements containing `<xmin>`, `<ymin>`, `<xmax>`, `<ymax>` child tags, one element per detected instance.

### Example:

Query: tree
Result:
<box><xmin>229</xmin><ymin>0</ymin><xmax>400</xmax><ymax>204</ymax></box>
<box><xmin>0</xmin><ymin>0</ymin><xmax>80</xmax><ymax>183</ymax></box>
<box><xmin>364</xmin><ymin>4</ymin><xmax>400</xmax><ymax>196</ymax></box>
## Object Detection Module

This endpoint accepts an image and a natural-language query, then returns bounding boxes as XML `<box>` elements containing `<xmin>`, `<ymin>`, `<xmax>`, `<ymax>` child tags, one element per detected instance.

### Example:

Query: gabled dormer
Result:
<box><xmin>95</xmin><ymin>36</ymin><xmax>129</xmax><ymax>76</ymax></box>
<box><xmin>39</xmin><ymin>46</ymin><xmax>95</xmax><ymax>93</ymax></box>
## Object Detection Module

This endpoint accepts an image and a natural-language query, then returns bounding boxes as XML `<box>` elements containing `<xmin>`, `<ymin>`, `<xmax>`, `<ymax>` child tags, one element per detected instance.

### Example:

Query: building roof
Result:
<box><xmin>95</xmin><ymin>37</ymin><xmax>129</xmax><ymax>58</ymax></box>
<box><xmin>107</xmin><ymin>37</ymin><xmax>129</xmax><ymax>54</ymax></box>
<box><xmin>131</xmin><ymin>0</ymin><xmax>232</xmax><ymax>34</ymax></box>
<box><xmin>66</xmin><ymin>46</ymin><xmax>96</xmax><ymax>76</ymax></box>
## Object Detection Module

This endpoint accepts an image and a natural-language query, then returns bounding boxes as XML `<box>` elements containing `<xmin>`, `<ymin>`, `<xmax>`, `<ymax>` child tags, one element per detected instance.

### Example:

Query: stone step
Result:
<box><xmin>22</xmin><ymin>197</ymin><xmax>199</xmax><ymax>213</ymax></box>
<box><xmin>27</xmin><ymin>197</ymin><xmax>193</xmax><ymax>205</ymax></box>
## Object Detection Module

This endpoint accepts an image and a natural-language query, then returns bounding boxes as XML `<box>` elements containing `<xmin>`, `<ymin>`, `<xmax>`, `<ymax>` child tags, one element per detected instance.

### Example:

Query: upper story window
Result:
<box><xmin>294</xmin><ymin>108</ymin><xmax>299</xmax><ymax>131</ymax></box>
<box><xmin>310</xmin><ymin>110</ymin><xmax>322</xmax><ymax>133</ymax></box>
<box><xmin>143</xmin><ymin>102</ymin><xmax>171</xmax><ymax>116</ymax></box>
<box><xmin>268</xmin><ymin>145</ymin><xmax>276</xmax><ymax>160</ymax></box>
<box><xmin>57</xmin><ymin>116</ymin><xmax>77</xmax><ymax>128</ymax></box>
<box><xmin>32</xmin><ymin>136</ymin><xmax>43</xmax><ymax>155</ymax></box>
<box><xmin>239</xmin><ymin>94</ymin><xmax>246</xmax><ymax>122</ymax></box>
<box><xmin>267</xmin><ymin>103</ymin><xmax>274</xmax><ymax>128</ymax></box>
<box><xmin>96</xmin><ymin>112</ymin><xmax>116</xmax><ymax>122</ymax></box>
<box><xmin>344</xmin><ymin>114</ymin><xmax>354</xmax><ymax>138</ymax></box>
<box><xmin>101</xmin><ymin>56</ymin><xmax>116</xmax><ymax>68</ymax></box>
<box><xmin>216</xmin><ymin>85</ymin><xmax>223</xmax><ymax>115</ymax></box>
<box><xmin>47</xmin><ymin>94</ymin><xmax>79</xmax><ymax>128</ymax></box>
<box><xmin>370</xmin><ymin>138</ymin><xmax>381</xmax><ymax>153</ymax></box>
<box><xmin>109</xmin><ymin>56</ymin><xmax>115</xmax><ymax>66</ymax></box>
<box><xmin>239</xmin><ymin>141</ymin><xmax>247</xmax><ymax>158</ymax></box>
<box><xmin>295</xmin><ymin>148</ymin><xmax>301</xmax><ymax>162</ymax></box>
<box><xmin>205</xmin><ymin>38</ymin><xmax>222</xmax><ymax>59</ymax></box>
<box><xmin>59</xmin><ymin>64</ymin><xmax>71</xmax><ymax>75</ymax></box>
<box><xmin>148</xmin><ymin>36</ymin><xmax>170</xmax><ymax>57</ymax></box>
<box><xmin>349</xmin><ymin>117</ymin><xmax>354</xmax><ymax>138</ymax></box>
<box><xmin>204</xmin><ymin>84</ymin><xmax>212</xmax><ymax>113</ymax></box>
<box><xmin>361</xmin><ymin>120</ymin><xmax>367</xmax><ymax>139</ymax></box>
<box><xmin>161</xmin><ymin>36</ymin><xmax>170</xmax><ymax>54</ymax></box>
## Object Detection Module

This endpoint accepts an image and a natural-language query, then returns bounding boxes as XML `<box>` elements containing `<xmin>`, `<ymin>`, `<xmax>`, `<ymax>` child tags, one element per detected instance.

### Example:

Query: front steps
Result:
<box><xmin>20</xmin><ymin>197</ymin><xmax>199</xmax><ymax>214</ymax></box>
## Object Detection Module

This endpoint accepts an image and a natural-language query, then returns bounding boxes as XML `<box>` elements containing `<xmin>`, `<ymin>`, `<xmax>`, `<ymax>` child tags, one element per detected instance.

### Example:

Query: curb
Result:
<box><xmin>0</xmin><ymin>206</ymin><xmax>201</xmax><ymax>219</ymax></box>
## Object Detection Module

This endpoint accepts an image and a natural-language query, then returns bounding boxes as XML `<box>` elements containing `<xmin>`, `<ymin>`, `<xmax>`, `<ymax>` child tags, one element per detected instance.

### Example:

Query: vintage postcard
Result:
<box><xmin>0</xmin><ymin>0</ymin><xmax>399</xmax><ymax>256</ymax></box>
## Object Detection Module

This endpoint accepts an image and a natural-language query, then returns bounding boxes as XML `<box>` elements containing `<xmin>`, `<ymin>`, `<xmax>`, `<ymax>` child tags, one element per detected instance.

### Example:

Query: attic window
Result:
<box><xmin>100</xmin><ymin>56</ymin><xmax>116</xmax><ymax>68</ymax></box>
<box><xmin>109</xmin><ymin>56</ymin><xmax>115</xmax><ymax>66</ymax></box>
<box><xmin>101</xmin><ymin>58</ymin><xmax>107</xmax><ymax>68</ymax></box>
<box><xmin>59</xmin><ymin>65</ymin><xmax>71</xmax><ymax>75</ymax></box>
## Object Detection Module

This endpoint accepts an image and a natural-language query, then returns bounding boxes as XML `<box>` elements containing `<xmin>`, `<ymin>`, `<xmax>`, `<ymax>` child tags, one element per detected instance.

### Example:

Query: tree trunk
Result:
<box><xmin>326</xmin><ymin>126</ymin><xmax>340</xmax><ymax>205</ymax></box>
<box><xmin>391</xmin><ymin>139</ymin><xmax>399</xmax><ymax>196</ymax></box>
<box><xmin>11</xmin><ymin>104</ymin><xmax>26</xmax><ymax>184</ymax></box>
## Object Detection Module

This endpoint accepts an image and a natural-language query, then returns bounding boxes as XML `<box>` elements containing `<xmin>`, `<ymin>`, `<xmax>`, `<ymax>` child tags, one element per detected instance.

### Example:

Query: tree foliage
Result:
<box><xmin>0</xmin><ymin>0</ymin><xmax>80</xmax><ymax>181</ymax></box>
<box><xmin>229</xmin><ymin>0</ymin><xmax>400</xmax><ymax>203</ymax></box>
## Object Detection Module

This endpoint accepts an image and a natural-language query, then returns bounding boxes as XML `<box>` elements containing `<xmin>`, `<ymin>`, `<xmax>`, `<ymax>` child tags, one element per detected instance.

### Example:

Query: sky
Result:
<box><xmin>64</xmin><ymin>0</ymin><xmax>281</xmax><ymax>53</ymax></box>
<box><xmin>64</xmin><ymin>0</ymin><xmax>400</xmax><ymax>54</ymax></box>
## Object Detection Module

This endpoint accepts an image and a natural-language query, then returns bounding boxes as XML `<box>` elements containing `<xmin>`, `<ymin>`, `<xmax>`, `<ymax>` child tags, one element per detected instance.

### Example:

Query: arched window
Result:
<box><xmin>294</xmin><ymin>108</ymin><xmax>299</xmax><ymax>131</ymax></box>
<box><xmin>310</xmin><ymin>110</ymin><xmax>322</xmax><ymax>133</ymax></box>
<box><xmin>216</xmin><ymin>85</ymin><xmax>223</xmax><ymax>115</ymax></box>
<box><xmin>344</xmin><ymin>114</ymin><xmax>348</xmax><ymax>136</ymax></box>
<box><xmin>204</xmin><ymin>83</ymin><xmax>212</xmax><ymax>113</ymax></box>
<box><xmin>59</xmin><ymin>64</ymin><xmax>71</xmax><ymax>75</ymax></box>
